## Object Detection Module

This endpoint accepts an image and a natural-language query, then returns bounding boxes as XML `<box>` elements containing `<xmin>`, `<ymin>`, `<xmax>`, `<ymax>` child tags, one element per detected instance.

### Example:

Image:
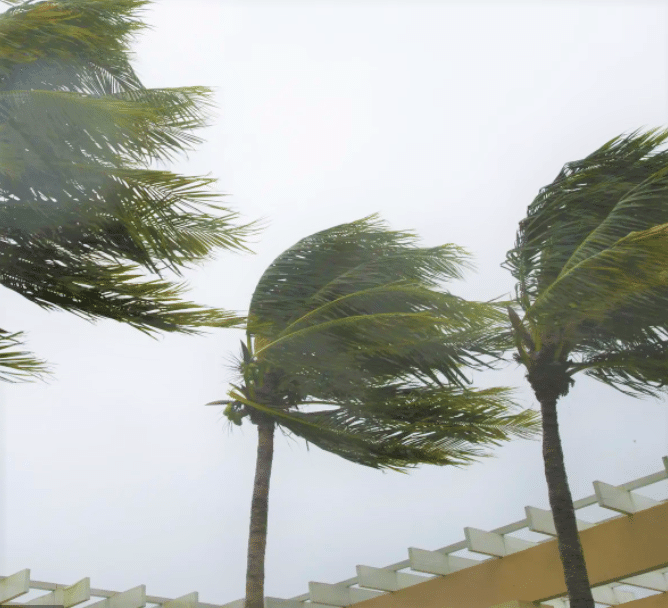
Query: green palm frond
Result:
<box><xmin>249</xmin><ymin>215</ymin><xmax>501</xmax><ymax>387</ymax></box>
<box><xmin>0</xmin><ymin>0</ymin><xmax>257</xmax><ymax>379</ymax></box>
<box><xmin>228</xmin><ymin>385</ymin><xmax>538</xmax><ymax>470</ymax></box>
<box><xmin>506</xmin><ymin>128</ymin><xmax>668</xmax><ymax>311</ymax></box>
<box><xmin>0</xmin><ymin>0</ymin><xmax>147</xmax><ymax>95</ymax></box>
<box><xmin>0</xmin><ymin>253</ymin><xmax>245</xmax><ymax>334</ymax></box>
<box><xmin>505</xmin><ymin>127</ymin><xmax>668</xmax><ymax>397</ymax></box>
<box><xmin>529</xmin><ymin>224</ymin><xmax>668</xmax><ymax>335</ymax></box>
<box><xmin>0</xmin><ymin>330</ymin><xmax>49</xmax><ymax>382</ymax></box>
<box><xmin>215</xmin><ymin>216</ymin><xmax>539</xmax><ymax>471</ymax></box>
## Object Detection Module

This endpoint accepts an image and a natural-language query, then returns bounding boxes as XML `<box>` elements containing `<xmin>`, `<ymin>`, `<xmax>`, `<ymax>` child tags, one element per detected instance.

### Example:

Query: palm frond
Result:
<box><xmin>0</xmin><ymin>0</ymin><xmax>256</xmax><ymax>348</ymax></box>
<box><xmin>215</xmin><ymin>217</ymin><xmax>536</xmax><ymax>471</ymax></box>
<box><xmin>505</xmin><ymin>127</ymin><xmax>668</xmax><ymax>399</ymax></box>
<box><xmin>528</xmin><ymin>224</ymin><xmax>668</xmax><ymax>340</ymax></box>
<box><xmin>505</xmin><ymin>128</ymin><xmax>668</xmax><ymax>312</ymax></box>
<box><xmin>0</xmin><ymin>330</ymin><xmax>49</xmax><ymax>382</ymax></box>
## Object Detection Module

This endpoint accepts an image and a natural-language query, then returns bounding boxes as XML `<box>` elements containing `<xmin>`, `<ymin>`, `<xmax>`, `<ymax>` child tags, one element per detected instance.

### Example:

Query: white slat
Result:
<box><xmin>161</xmin><ymin>592</ymin><xmax>199</xmax><ymax>608</ymax></box>
<box><xmin>356</xmin><ymin>565</ymin><xmax>428</xmax><ymax>592</ymax></box>
<box><xmin>464</xmin><ymin>527</ymin><xmax>536</xmax><ymax>557</ymax></box>
<box><xmin>593</xmin><ymin>481</ymin><xmax>659</xmax><ymax>514</ymax></box>
<box><xmin>25</xmin><ymin>578</ymin><xmax>90</xmax><ymax>607</ymax></box>
<box><xmin>0</xmin><ymin>569</ymin><xmax>30</xmax><ymax>603</ymax></box>
<box><xmin>591</xmin><ymin>585</ymin><xmax>634</xmax><ymax>605</ymax></box>
<box><xmin>542</xmin><ymin>599</ymin><xmax>568</xmax><ymax>608</ymax></box>
<box><xmin>87</xmin><ymin>585</ymin><xmax>146</xmax><ymax>608</ymax></box>
<box><xmin>525</xmin><ymin>506</ymin><xmax>594</xmax><ymax>536</ymax></box>
<box><xmin>408</xmin><ymin>548</ymin><xmax>480</xmax><ymax>575</ymax></box>
<box><xmin>308</xmin><ymin>582</ymin><xmax>384</xmax><ymax>606</ymax></box>
<box><xmin>621</xmin><ymin>571</ymin><xmax>668</xmax><ymax>591</ymax></box>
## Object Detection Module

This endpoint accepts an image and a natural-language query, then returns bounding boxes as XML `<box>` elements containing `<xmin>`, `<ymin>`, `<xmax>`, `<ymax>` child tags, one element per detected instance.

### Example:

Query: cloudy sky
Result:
<box><xmin>2</xmin><ymin>1</ymin><xmax>668</xmax><ymax>606</ymax></box>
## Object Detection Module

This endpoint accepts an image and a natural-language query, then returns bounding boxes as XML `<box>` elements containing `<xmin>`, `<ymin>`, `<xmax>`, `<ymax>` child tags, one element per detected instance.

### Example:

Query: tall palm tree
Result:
<box><xmin>0</xmin><ymin>0</ymin><xmax>254</xmax><ymax>380</ymax></box>
<box><xmin>210</xmin><ymin>215</ymin><xmax>541</xmax><ymax>608</ymax></box>
<box><xmin>504</xmin><ymin>127</ymin><xmax>668</xmax><ymax>608</ymax></box>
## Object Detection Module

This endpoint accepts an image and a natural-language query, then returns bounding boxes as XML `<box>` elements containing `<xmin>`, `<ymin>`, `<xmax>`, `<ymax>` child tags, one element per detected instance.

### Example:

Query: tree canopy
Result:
<box><xmin>0</xmin><ymin>0</ymin><xmax>255</xmax><ymax>380</ymax></box>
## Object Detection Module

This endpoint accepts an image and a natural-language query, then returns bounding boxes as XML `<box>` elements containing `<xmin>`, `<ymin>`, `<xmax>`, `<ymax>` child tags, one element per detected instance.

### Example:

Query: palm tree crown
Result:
<box><xmin>0</xmin><ymin>0</ymin><xmax>255</xmax><ymax>380</ymax></box>
<box><xmin>506</xmin><ymin>128</ymin><xmax>668</xmax><ymax>396</ymax></box>
<box><xmin>225</xmin><ymin>215</ymin><xmax>539</xmax><ymax>469</ymax></box>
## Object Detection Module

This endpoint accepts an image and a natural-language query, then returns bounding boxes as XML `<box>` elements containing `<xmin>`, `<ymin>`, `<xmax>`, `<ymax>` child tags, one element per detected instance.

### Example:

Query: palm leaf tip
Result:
<box><xmin>0</xmin><ymin>331</ymin><xmax>50</xmax><ymax>382</ymax></box>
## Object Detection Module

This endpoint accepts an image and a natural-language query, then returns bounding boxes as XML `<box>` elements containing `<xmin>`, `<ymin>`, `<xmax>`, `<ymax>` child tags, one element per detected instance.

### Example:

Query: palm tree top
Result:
<box><xmin>212</xmin><ymin>215</ymin><xmax>540</xmax><ymax>471</ymax></box>
<box><xmin>504</xmin><ymin>127</ymin><xmax>668</xmax><ymax>397</ymax></box>
<box><xmin>0</xmin><ymin>0</ymin><xmax>257</xmax><ymax>381</ymax></box>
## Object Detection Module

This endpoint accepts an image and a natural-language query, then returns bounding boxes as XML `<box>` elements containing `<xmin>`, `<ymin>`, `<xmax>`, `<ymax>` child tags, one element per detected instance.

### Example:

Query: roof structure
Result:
<box><xmin>2</xmin><ymin>456</ymin><xmax>667</xmax><ymax>608</ymax></box>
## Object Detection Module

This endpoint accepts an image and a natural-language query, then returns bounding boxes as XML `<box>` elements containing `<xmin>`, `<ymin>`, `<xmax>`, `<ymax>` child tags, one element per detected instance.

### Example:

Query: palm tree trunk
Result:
<box><xmin>539</xmin><ymin>395</ymin><xmax>594</xmax><ymax>608</ymax></box>
<box><xmin>245</xmin><ymin>418</ymin><xmax>275</xmax><ymax>608</ymax></box>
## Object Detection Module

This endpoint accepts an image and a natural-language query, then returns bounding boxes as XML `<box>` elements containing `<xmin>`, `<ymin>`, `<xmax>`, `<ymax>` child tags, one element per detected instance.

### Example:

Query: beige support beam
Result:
<box><xmin>24</xmin><ymin>578</ymin><xmax>90</xmax><ymax>607</ymax></box>
<box><xmin>349</xmin><ymin>501</ymin><xmax>668</xmax><ymax>608</ymax></box>
<box><xmin>0</xmin><ymin>570</ymin><xmax>30</xmax><ymax>604</ymax></box>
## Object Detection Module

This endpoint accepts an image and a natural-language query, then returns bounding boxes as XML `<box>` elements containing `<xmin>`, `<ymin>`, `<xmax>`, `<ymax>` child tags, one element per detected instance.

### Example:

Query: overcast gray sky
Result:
<box><xmin>2</xmin><ymin>1</ymin><xmax>668</xmax><ymax>606</ymax></box>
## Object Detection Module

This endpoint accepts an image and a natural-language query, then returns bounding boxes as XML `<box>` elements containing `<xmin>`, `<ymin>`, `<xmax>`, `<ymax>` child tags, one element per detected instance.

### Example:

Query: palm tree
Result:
<box><xmin>209</xmin><ymin>215</ymin><xmax>541</xmax><ymax>608</ymax></box>
<box><xmin>0</xmin><ymin>0</ymin><xmax>254</xmax><ymax>380</ymax></box>
<box><xmin>504</xmin><ymin>127</ymin><xmax>668</xmax><ymax>608</ymax></box>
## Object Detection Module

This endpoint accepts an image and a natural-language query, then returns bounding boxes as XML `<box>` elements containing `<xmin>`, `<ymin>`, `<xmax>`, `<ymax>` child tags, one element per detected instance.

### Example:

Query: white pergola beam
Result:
<box><xmin>408</xmin><ymin>548</ymin><xmax>480</xmax><ymax>575</ymax></box>
<box><xmin>87</xmin><ymin>585</ymin><xmax>146</xmax><ymax>608</ymax></box>
<box><xmin>593</xmin><ymin>481</ymin><xmax>659</xmax><ymax>514</ymax></box>
<box><xmin>621</xmin><ymin>571</ymin><xmax>668</xmax><ymax>591</ymax></box>
<box><xmin>0</xmin><ymin>569</ymin><xmax>30</xmax><ymax>603</ymax></box>
<box><xmin>356</xmin><ymin>565</ymin><xmax>428</xmax><ymax>592</ymax></box>
<box><xmin>25</xmin><ymin>578</ymin><xmax>90</xmax><ymax>607</ymax></box>
<box><xmin>464</xmin><ymin>527</ymin><xmax>536</xmax><ymax>557</ymax></box>
<box><xmin>525</xmin><ymin>506</ymin><xmax>593</xmax><ymax>536</ymax></box>
<box><xmin>542</xmin><ymin>599</ymin><xmax>568</xmax><ymax>608</ymax></box>
<box><xmin>161</xmin><ymin>592</ymin><xmax>199</xmax><ymax>608</ymax></box>
<box><xmin>308</xmin><ymin>582</ymin><xmax>384</xmax><ymax>606</ymax></box>
<box><xmin>591</xmin><ymin>585</ymin><xmax>634</xmax><ymax>605</ymax></box>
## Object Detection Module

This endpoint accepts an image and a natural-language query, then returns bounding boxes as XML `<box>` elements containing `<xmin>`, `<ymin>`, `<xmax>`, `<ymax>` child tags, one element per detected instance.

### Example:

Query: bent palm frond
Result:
<box><xmin>217</xmin><ymin>216</ymin><xmax>539</xmax><ymax>471</ymax></box>
<box><xmin>505</xmin><ymin>127</ymin><xmax>668</xmax><ymax>397</ymax></box>
<box><xmin>0</xmin><ymin>0</ymin><xmax>257</xmax><ymax>379</ymax></box>
<box><xmin>0</xmin><ymin>331</ymin><xmax>49</xmax><ymax>381</ymax></box>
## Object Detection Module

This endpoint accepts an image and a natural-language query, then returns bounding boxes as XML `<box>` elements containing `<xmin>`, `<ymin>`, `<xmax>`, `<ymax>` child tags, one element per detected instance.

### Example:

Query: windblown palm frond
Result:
<box><xmin>0</xmin><ymin>331</ymin><xmax>48</xmax><ymax>381</ymax></box>
<box><xmin>0</xmin><ymin>0</ymin><xmax>255</xmax><ymax>378</ymax></box>
<box><xmin>505</xmin><ymin>128</ymin><xmax>668</xmax><ymax>396</ymax></box>
<box><xmin>220</xmin><ymin>215</ymin><xmax>539</xmax><ymax>470</ymax></box>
